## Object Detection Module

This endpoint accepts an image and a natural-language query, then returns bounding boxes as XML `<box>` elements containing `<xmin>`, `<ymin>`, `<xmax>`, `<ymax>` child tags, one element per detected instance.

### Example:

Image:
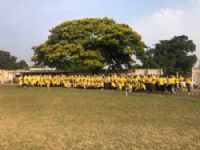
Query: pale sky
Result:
<box><xmin>0</xmin><ymin>0</ymin><xmax>199</xmax><ymax>65</ymax></box>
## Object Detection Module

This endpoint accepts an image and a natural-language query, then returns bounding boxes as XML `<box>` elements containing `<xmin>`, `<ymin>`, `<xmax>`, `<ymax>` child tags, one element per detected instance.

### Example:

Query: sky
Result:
<box><xmin>0</xmin><ymin>0</ymin><xmax>199</xmax><ymax>65</ymax></box>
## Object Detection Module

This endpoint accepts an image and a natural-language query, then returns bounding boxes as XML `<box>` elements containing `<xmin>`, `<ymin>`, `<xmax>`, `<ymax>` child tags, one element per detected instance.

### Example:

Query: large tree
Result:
<box><xmin>0</xmin><ymin>50</ymin><xmax>28</xmax><ymax>69</ymax></box>
<box><xmin>32</xmin><ymin>17</ymin><xmax>146</xmax><ymax>71</ymax></box>
<box><xmin>143</xmin><ymin>35</ymin><xmax>197</xmax><ymax>75</ymax></box>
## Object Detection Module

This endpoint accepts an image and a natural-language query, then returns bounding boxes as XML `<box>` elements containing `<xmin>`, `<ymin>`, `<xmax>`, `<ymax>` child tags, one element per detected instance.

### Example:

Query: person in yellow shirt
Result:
<box><xmin>18</xmin><ymin>75</ymin><xmax>23</xmax><ymax>87</ymax></box>
<box><xmin>158</xmin><ymin>75</ymin><xmax>165</xmax><ymax>93</ymax></box>
<box><xmin>63</xmin><ymin>80</ymin><xmax>71</xmax><ymax>88</ymax></box>
<box><xmin>116</xmin><ymin>82</ymin><xmax>123</xmax><ymax>90</ymax></box>
<box><xmin>178</xmin><ymin>76</ymin><xmax>185</xmax><ymax>91</ymax></box>
<box><xmin>152</xmin><ymin>75</ymin><xmax>157</xmax><ymax>91</ymax></box>
<box><xmin>167</xmin><ymin>75</ymin><xmax>176</xmax><ymax>94</ymax></box>
<box><xmin>140</xmin><ymin>83</ymin><xmax>146</xmax><ymax>91</ymax></box>
<box><xmin>125</xmin><ymin>81</ymin><xmax>132</xmax><ymax>92</ymax></box>
<box><xmin>147</xmin><ymin>75</ymin><xmax>154</xmax><ymax>92</ymax></box>
<box><xmin>174</xmin><ymin>77</ymin><xmax>180</xmax><ymax>93</ymax></box>
<box><xmin>23</xmin><ymin>75</ymin><xmax>29</xmax><ymax>86</ymax></box>
<box><xmin>185</xmin><ymin>77</ymin><xmax>192</xmax><ymax>93</ymax></box>
<box><xmin>111</xmin><ymin>81</ymin><xmax>116</xmax><ymax>90</ymax></box>
<box><xmin>163</xmin><ymin>75</ymin><xmax>168</xmax><ymax>92</ymax></box>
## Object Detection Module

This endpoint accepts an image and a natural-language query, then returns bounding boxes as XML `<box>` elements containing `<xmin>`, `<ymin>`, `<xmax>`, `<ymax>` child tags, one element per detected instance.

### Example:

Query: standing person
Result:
<box><xmin>125</xmin><ymin>81</ymin><xmax>132</xmax><ymax>93</ymax></box>
<box><xmin>154</xmin><ymin>75</ymin><xmax>159</xmax><ymax>91</ymax></box>
<box><xmin>185</xmin><ymin>77</ymin><xmax>192</xmax><ymax>94</ymax></box>
<box><xmin>163</xmin><ymin>75</ymin><xmax>168</xmax><ymax>92</ymax></box>
<box><xmin>152</xmin><ymin>75</ymin><xmax>157</xmax><ymax>92</ymax></box>
<box><xmin>111</xmin><ymin>80</ymin><xmax>117</xmax><ymax>90</ymax></box>
<box><xmin>18</xmin><ymin>75</ymin><xmax>23</xmax><ymax>87</ymax></box>
<box><xmin>178</xmin><ymin>75</ymin><xmax>185</xmax><ymax>92</ymax></box>
<box><xmin>147</xmin><ymin>75</ymin><xmax>153</xmax><ymax>93</ymax></box>
<box><xmin>167</xmin><ymin>75</ymin><xmax>176</xmax><ymax>94</ymax></box>
<box><xmin>175</xmin><ymin>76</ymin><xmax>180</xmax><ymax>93</ymax></box>
<box><xmin>158</xmin><ymin>75</ymin><xmax>165</xmax><ymax>93</ymax></box>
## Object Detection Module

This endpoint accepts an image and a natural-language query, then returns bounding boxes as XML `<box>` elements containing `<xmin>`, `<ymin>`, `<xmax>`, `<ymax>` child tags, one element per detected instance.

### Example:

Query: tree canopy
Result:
<box><xmin>142</xmin><ymin>35</ymin><xmax>197</xmax><ymax>75</ymax></box>
<box><xmin>0</xmin><ymin>50</ymin><xmax>28</xmax><ymax>70</ymax></box>
<box><xmin>32</xmin><ymin>17</ymin><xmax>146</xmax><ymax>71</ymax></box>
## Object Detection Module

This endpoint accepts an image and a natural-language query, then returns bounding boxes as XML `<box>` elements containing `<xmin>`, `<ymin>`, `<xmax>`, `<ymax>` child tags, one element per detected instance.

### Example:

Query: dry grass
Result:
<box><xmin>0</xmin><ymin>87</ymin><xmax>200</xmax><ymax>150</ymax></box>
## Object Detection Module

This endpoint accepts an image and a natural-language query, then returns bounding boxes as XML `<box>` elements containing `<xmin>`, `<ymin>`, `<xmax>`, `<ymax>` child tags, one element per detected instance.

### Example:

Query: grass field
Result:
<box><xmin>0</xmin><ymin>87</ymin><xmax>200</xmax><ymax>150</ymax></box>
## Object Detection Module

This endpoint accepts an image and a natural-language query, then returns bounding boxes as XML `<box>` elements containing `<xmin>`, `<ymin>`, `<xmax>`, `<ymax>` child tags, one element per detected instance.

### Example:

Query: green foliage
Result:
<box><xmin>32</xmin><ymin>17</ymin><xmax>146</xmax><ymax>71</ymax></box>
<box><xmin>16</xmin><ymin>60</ymin><xmax>29</xmax><ymax>69</ymax></box>
<box><xmin>0</xmin><ymin>50</ymin><xmax>28</xmax><ymax>70</ymax></box>
<box><xmin>143</xmin><ymin>35</ymin><xmax>197</xmax><ymax>75</ymax></box>
<box><xmin>31</xmin><ymin>64</ymin><xmax>46</xmax><ymax>68</ymax></box>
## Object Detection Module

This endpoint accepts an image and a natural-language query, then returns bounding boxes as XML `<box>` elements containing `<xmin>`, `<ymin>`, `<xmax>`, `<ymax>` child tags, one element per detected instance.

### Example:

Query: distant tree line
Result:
<box><xmin>0</xmin><ymin>50</ymin><xmax>28</xmax><ymax>70</ymax></box>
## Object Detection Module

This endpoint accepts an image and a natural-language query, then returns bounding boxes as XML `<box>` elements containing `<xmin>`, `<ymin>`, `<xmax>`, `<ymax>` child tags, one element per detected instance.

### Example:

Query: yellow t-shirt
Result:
<box><xmin>158</xmin><ymin>78</ymin><xmax>164</xmax><ymax>86</ymax></box>
<box><xmin>186</xmin><ymin>78</ymin><xmax>192</xmax><ymax>84</ymax></box>
<box><xmin>168</xmin><ymin>78</ymin><xmax>175</xmax><ymax>85</ymax></box>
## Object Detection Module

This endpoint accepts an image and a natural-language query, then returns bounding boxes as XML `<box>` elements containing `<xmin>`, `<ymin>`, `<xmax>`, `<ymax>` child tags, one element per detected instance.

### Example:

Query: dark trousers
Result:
<box><xmin>147</xmin><ymin>83</ymin><xmax>154</xmax><ymax>92</ymax></box>
<box><xmin>167</xmin><ymin>84</ymin><xmax>174</xmax><ymax>94</ymax></box>
<box><xmin>159</xmin><ymin>85</ymin><xmax>165</xmax><ymax>92</ymax></box>
<box><xmin>186</xmin><ymin>83</ymin><xmax>191</xmax><ymax>92</ymax></box>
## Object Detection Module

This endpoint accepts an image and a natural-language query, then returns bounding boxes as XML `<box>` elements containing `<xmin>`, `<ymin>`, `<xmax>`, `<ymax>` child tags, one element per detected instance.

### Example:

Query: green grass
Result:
<box><xmin>0</xmin><ymin>87</ymin><xmax>200</xmax><ymax>150</ymax></box>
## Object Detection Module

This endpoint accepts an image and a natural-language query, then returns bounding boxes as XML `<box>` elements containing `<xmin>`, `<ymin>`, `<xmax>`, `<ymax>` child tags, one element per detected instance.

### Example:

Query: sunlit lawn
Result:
<box><xmin>0</xmin><ymin>87</ymin><xmax>200</xmax><ymax>150</ymax></box>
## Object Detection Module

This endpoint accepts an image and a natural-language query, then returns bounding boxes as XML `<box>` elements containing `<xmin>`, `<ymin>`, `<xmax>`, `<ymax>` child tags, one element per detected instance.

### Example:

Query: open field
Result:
<box><xmin>0</xmin><ymin>87</ymin><xmax>200</xmax><ymax>150</ymax></box>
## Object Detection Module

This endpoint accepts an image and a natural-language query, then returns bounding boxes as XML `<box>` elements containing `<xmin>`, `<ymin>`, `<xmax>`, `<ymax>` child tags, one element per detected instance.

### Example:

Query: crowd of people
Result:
<box><xmin>18</xmin><ymin>74</ymin><xmax>193</xmax><ymax>94</ymax></box>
